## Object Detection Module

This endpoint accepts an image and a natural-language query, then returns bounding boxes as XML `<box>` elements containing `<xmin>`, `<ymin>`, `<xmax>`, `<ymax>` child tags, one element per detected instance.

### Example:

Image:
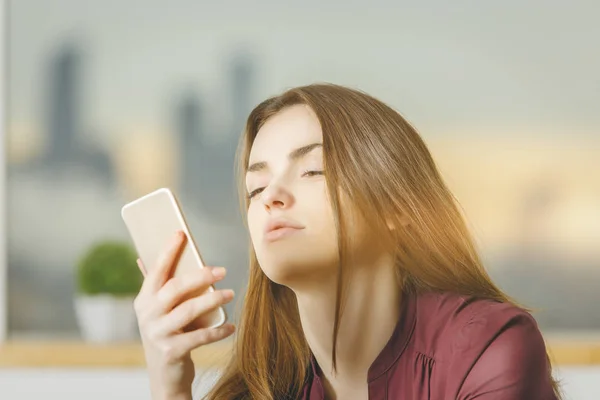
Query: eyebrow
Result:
<box><xmin>246</xmin><ymin>142</ymin><xmax>323</xmax><ymax>173</ymax></box>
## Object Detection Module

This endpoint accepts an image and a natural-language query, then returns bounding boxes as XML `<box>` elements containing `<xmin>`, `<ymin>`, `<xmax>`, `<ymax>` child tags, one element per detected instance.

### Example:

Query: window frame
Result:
<box><xmin>1</xmin><ymin>0</ymin><xmax>8</xmax><ymax>343</ymax></box>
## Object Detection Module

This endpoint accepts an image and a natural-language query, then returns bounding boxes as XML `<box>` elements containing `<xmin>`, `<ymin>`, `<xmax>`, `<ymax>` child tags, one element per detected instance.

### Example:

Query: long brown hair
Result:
<box><xmin>205</xmin><ymin>83</ymin><xmax>561</xmax><ymax>399</ymax></box>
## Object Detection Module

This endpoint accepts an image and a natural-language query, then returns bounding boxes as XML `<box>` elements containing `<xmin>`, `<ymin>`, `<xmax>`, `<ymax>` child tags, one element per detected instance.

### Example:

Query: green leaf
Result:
<box><xmin>76</xmin><ymin>240</ymin><xmax>142</xmax><ymax>296</ymax></box>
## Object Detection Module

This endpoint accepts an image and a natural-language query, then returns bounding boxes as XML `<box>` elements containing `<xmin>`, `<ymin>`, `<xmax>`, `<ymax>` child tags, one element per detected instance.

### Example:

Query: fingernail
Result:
<box><xmin>221</xmin><ymin>289</ymin><xmax>235</xmax><ymax>301</ymax></box>
<box><xmin>212</xmin><ymin>267</ymin><xmax>227</xmax><ymax>279</ymax></box>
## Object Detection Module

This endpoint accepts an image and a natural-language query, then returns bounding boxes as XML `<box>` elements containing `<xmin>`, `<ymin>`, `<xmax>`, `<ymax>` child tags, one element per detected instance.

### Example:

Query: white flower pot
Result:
<box><xmin>74</xmin><ymin>295</ymin><xmax>139</xmax><ymax>343</ymax></box>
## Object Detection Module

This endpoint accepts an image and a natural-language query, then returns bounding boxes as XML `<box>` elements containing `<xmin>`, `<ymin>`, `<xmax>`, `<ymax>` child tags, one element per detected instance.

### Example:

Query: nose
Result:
<box><xmin>262</xmin><ymin>183</ymin><xmax>294</xmax><ymax>211</ymax></box>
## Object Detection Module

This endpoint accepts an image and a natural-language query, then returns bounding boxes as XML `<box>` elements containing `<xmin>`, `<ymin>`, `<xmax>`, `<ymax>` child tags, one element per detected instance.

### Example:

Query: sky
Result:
<box><xmin>8</xmin><ymin>0</ymin><xmax>600</xmax><ymax>145</ymax></box>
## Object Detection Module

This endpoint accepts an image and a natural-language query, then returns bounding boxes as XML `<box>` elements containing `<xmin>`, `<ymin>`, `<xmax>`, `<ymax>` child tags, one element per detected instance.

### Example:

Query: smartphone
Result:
<box><xmin>121</xmin><ymin>187</ymin><xmax>227</xmax><ymax>330</ymax></box>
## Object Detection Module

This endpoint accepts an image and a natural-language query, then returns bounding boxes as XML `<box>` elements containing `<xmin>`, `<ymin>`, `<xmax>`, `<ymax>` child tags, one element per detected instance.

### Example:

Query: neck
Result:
<box><xmin>293</xmin><ymin>253</ymin><xmax>402</xmax><ymax>392</ymax></box>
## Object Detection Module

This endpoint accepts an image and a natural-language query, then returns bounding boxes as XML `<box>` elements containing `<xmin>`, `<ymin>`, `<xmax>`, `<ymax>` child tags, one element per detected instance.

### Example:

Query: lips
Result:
<box><xmin>263</xmin><ymin>218</ymin><xmax>305</xmax><ymax>242</ymax></box>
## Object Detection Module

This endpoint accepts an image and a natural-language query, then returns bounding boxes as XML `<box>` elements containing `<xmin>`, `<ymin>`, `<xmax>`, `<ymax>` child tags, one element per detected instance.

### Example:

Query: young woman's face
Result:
<box><xmin>245</xmin><ymin>105</ymin><xmax>339</xmax><ymax>285</ymax></box>
<box><xmin>246</xmin><ymin>105</ymin><xmax>386</xmax><ymax>286</ymax></box>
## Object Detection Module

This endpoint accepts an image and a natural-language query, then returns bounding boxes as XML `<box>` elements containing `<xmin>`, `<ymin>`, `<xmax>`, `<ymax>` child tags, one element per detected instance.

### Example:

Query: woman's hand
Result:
<box><xmin>134</xmin><ymin>231</ymin><xmax>235</xmax><ymax>400</ymax></box>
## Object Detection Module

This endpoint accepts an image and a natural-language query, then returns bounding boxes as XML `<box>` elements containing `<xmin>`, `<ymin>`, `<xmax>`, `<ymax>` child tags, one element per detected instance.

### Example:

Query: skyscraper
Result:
<box><xmin>174</xmin><ymin>51</ymin><xmax>257</xmax><ymax>224</ymax></box>
<box><xmin>177</xmin><ymin>90</ymin><xmax>204</xmax><ymax>199</ymax></box>
<box><xmin>230</xmin><ymin>51</ymin><xmax>255</xmax><ymax>133</ymax></box>
<box><xmin>36</xmin><ymin>40</ymin><xmax>114</xmax><ymax>185</ymax></box>
<box><xmin>45</xmin><ymin>42</ymin><xmax>81</xmax><ymax>166</ymax></box>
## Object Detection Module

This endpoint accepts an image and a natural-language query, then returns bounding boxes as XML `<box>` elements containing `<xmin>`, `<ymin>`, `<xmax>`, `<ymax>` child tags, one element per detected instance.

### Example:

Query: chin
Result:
<box><xmin>258</xmin><ymin>255</ymin><xmax>309</xmax><ymax>285</ymax></box>
<box><xmin>261</xmin><ymin>266</ymin><xmax>305</xmax><ymax>287</ymax></box>
<box><xmin>257</xmin><ymin>250</ymin><xmax>338</xmax><ymax>288</ymax></box>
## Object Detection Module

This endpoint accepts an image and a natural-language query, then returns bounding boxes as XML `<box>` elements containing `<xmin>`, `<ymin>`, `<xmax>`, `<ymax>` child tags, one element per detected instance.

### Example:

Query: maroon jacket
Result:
<box><xmin>301</xmin><ymin>291</ymin><xmax>558</xmax><ymax>400</ymax></box>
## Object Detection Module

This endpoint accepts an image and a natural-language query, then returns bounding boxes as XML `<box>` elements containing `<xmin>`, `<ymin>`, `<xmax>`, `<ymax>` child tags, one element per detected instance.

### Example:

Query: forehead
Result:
<box><xmin>248</xmin><ymin>105</ymin><xmax>322</xmax><ymax>162</ymax></box>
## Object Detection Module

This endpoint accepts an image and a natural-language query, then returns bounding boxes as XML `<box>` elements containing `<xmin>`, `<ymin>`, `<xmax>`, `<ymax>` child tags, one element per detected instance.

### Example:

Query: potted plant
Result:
<box><xmin>74</xmin><ymin>240</ymin><xmax>143</xmax><ymax>343</ymax></box>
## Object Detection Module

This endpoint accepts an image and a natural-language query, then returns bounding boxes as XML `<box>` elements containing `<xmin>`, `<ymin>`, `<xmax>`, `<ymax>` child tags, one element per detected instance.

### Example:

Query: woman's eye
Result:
<box><xmin>302</xmin><ymin>170</ymin><xmax>324</xmax><ymax>177</ymax></box>
<box><xmin>248</xmin><ymin>172</ymin><xmax>322</xmax><ymax>199</ymax></box>
<box><xmin>247</xmin><ymin>187</ymin><xmax>264</xmax><ymax>200</ymax></box>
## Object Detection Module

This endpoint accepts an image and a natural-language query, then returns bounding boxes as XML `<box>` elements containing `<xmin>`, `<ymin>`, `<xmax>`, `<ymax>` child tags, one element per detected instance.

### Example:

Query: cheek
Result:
<box><xmin>305</xmin><ymin>181</ymin><xmax>331</xmax><ymax>211</ymax></box>
<box><xmin>306</xmin><ymin>191</ymin><xmax>337</xmax><ymax>237</ymax></box>
<box><xmin>246</xmin><ymin>203</ymin><xmax>263</xmax><ymax>245</ymax></box>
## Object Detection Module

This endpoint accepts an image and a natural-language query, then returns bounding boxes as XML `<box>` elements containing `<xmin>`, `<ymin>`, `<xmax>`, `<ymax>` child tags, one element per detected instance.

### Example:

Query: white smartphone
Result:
<box><xmin>121</xmin><ymin>187</ymin><xmax>227</xmax><ymax>330</ymax></box>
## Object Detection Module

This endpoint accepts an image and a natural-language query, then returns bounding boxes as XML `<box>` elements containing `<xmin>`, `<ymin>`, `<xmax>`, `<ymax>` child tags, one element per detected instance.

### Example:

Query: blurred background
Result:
<box><xmin>2</xmin><ymin>0</ymin><xmax>599</xmax><ymax>398</ymax></box>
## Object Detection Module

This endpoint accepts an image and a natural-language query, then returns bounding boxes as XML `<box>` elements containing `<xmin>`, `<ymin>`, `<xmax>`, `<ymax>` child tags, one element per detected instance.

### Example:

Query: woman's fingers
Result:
<box><xmin>153</xmin><ymin>267</ymin><xmax>227</xmax><ymax>315</ymax></box>
<box><xmin>166</xmin><ymin>323</ymin><xmax>236</xmax><ymax>362</ymax></box>
<box><xmin>156</xmin><ymin>289</ymin><xmax>235</xmax><ymax>335</ymax></box>
<box><xmin>142</xmin><ymin>231</ymin><xmax>187</xmax><ymax>295</ymax></box>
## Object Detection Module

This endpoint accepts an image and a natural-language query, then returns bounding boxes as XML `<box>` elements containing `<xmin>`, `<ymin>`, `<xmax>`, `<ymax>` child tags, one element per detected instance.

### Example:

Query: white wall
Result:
<box><xmin>0</xmin><ymin>366</ymin><xmax>597</xmax><ymax>400</ymax></box>
<box><xmin>556</xmin><ymin>367</ymin><xmax>600</xmax><ymax>400</ymax></box>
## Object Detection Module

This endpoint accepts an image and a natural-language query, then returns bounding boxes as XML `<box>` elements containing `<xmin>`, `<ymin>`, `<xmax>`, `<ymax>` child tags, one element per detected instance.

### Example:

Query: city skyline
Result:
<box><xmin>8</xmin><ymin>40</ymin><xmax>255</xmax><ymax>215</ymax></box>
<box><xmin>4</xmin><ymin>35</ymin><xmax>600</xmax><ymax>336</ymax></box>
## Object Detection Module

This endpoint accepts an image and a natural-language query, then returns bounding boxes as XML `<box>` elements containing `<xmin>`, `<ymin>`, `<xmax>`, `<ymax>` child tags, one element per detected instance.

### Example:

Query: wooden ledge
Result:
<box><xmin>546</xmin><ymin>338</ymin><xmax>600</xmax><ymax>366</ymax></box>
<box><xmin>0</xmin><ymin>340</ymin><xmax>232</xmax><ymax>368</ymax></box>
<box><xmin>1</xmin><ymin>338</ymin><xmax>599</xmax><ymax>368</ymax></box>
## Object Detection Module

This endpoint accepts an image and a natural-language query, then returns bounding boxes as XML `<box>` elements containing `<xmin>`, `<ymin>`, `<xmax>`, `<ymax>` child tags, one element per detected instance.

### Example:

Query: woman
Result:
<box><xmin>134</xmin><ymin>84</ymin><xmax>561</xmax><ymax>399</ymax></box>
